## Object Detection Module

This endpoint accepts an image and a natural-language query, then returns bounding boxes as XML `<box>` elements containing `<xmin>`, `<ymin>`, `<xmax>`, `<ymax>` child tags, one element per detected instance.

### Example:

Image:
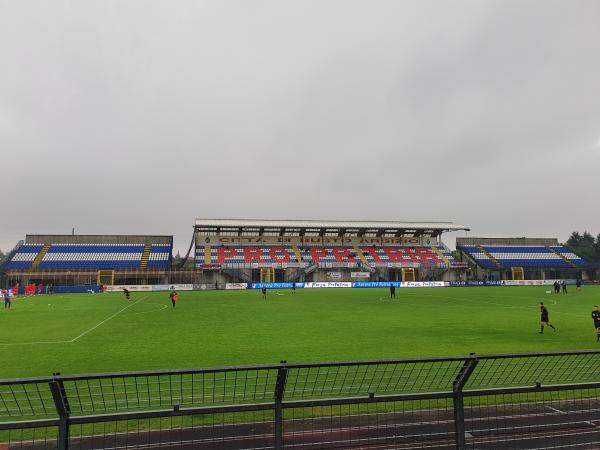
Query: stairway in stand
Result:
<box><xmin>545</xmin><ymin>246</ymin><xmax>577</xmax><ymax>268</ymax></box>
<box><xmin>477</xmin><ymin>245</ymin><xmax>502</xmax><ymax>269</ymax></box>
<box><xmin>140</xmin><ymin>244</ymin><xmax>151</xmax><ymax>269</ymax></box>
<box><xmin>431</xmin><ymin>245</ymin><xmax>450</xmax><ymax>266</ymax></box>
<box><xmin>31</xmin><ymin>244</ymin><xmax>50</xmax><ymax>269</ymax></box>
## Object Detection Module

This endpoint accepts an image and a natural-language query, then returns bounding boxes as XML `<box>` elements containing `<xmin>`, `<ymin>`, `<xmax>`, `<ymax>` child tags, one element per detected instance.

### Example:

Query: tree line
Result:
<box><xmin>566</xmin><ymin>231</ymin><xmax>600</xmax><ymax>264</ymax></box>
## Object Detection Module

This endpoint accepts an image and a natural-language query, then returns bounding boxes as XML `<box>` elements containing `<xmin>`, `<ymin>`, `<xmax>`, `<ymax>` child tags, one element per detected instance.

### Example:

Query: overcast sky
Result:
<box><xmin>1</xmin><ymin>0</ymin><xmax>599</xmax><ymax>254</ymax></box>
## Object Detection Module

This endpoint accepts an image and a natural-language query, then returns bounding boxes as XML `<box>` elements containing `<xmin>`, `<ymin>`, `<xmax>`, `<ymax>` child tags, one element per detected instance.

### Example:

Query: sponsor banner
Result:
<box><xmin>152</xmin><ymin>284</ymin><xmax>194</xmax><ymax>292</ymax></box>
<box><xmin>152</xmin><ymin>285</ymin><xmax>171</xmax><ymax>292</ymax></box>
<box><xmin>168</xmin><ymin>284</ymin><xmax>194</xmax><ymax>291</ymax></box>
<box><xmin>108</xmin><ymin>284</ymin><xmax>195</xmax><ymax>293</ymax></box>
<box><xmin>448</xmin><ymin>280</ymin><xmax>578</xmax><ymax>287</ymax></box>
<box><xmin>351</xmin><ymin>272</ymin><xmax>370</xmax><ymax>278</ymax></box>
<box><xmin>503</xmin><ymin>279</ymin><xmax>576</xmax><ymax>287</ymax></box>
<box><xmin>194</xmin><ymin>284</ymin><xmax>217</xmax><ymax>291</ymax></box>
<box><xmin>351</xmin><ymin>281</ymin><xmax>447</xmax><ymax>288</ymax></box>
<box><xmin>353</xmin><ymin>282</ymin><xmax>403</xmax><ymax>288</ymax></box>
<box><xmin>226</xmin><ymin>283</ymin><xmax>248</xmax><ymax>290</ymax></box>
<box><xmin>54</xmin><ymin>285</ymin><xmax>100</xmax><ymax>294</ymax></box>
<box><xmin>105</xmin><ymin>285</ymin><xmax>153</xmax><ymax>292</ymax></box>
<box><xmin>250</xmin><ymin>283</ymin><xmax>304</xmax><ymax>289</ymax></box>
<box><xmin>403</xmin><ymin>281</ymin><xmax>447</xmax><ymax>288</ymax></box>
<box><xmin>483</xmin><ymin>280</ymin><xmax>503</xmax><ymax>286</ymax></box>
<box><xmin>449</xmin><ymin>280</ymin><xmax>503</xmax><ymax>287</ymax></box>
<box><xmin>304</xmin><ymin>282</ymin><xmax>353</xmax><ymax>289</ymax></box>
<box><xmin>503</xmin><ymin>280</ymin><xmax>545</xmax><ymax>286</ymax></box>
<box><xmin>542</xmin><ymin>279</ymin><xmax>577</xmax><ymax>285</ymax></box>
<box><xmin>326</xmin><ymin>272</ymin><xmax>342</xmax><ymax>279</ymax></box>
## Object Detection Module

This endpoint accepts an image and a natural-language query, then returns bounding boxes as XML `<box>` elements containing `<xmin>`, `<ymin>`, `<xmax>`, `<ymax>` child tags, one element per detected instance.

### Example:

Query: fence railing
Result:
<box><xmin>2</xmin><ymin>350</ymin><xmax>600</xmax><ymax>449</ymax></box>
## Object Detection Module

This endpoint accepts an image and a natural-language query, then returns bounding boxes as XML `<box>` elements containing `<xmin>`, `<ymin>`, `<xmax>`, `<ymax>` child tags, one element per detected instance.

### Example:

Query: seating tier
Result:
<box><xmin>459</xmin><ymin>245</ymin><xmax>590</xmax><ymax>269</ymax></box>
<box><xmin>6</xmin><ymin>243</ymin><xmax>172</xmax><ymax>270</ymax></box>
<box><xmin>4</xmin><ymin>245</ymin><xmax>44</xmax><ymax>269</ymax></box>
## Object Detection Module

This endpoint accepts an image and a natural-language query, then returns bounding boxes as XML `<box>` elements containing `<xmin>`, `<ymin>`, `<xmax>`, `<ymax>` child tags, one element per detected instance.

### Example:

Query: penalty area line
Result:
<box><xmin>69</xmin><ymin>296</ymin><xmax>147</xmax><ymax>342</ymax></box>
<box><xmin>0</xmin><ymin>296</ymin><xmax>148</xmax><ymax>346</ymax></box>
<box><xmin>0</xmin><ymin>339</ymin><xmax>72</xmax><ymax>346</ymax></box>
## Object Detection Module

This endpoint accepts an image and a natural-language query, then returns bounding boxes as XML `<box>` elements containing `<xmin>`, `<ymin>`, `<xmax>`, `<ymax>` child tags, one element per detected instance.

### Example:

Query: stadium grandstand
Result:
<box><xmin>194</xmin><ymin>218</ymin><xmax>470</xmax><ymax>283</ymax></box>
<box><xmin>456</xmin><ymin>237</ymin><xmax>592</xmax><ymax>281</ymax></box>
<box><xmin>2</xmin><ymin>224</ymin><xmax>595</xmax><ymax>290</ymax></box>
<box><xmin>3</xmin><ymin>235</ymin><xmax>173</xmax><ymax>287</ymax></box>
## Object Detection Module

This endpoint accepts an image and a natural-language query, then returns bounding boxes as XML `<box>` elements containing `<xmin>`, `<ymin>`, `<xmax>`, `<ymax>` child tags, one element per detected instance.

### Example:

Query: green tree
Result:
<box><xmin>171</xmin><ymin>250</ymin><xmax>194</xmax><ymax>269</ymax></box>
<box><xmin>566</xmin><ymin>231</ymin><xmax>598</xmax><ymax>263</ymax></box>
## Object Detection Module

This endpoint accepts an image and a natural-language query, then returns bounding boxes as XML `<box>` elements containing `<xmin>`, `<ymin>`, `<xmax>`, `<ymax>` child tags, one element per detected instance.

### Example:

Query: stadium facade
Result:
<box><xmin>194</xmin><ymin>218</ymin><xmax>470</xmax><ymax>284</ymax></box>
<box><xmin>1</xmin><ymin>219</ymin><xmax>595</xmax><ymax>288</ymax></box>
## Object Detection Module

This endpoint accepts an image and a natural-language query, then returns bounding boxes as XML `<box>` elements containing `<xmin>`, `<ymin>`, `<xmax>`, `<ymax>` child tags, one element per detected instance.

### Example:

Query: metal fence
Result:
<box><xmin>2</xmin><ymin>350</ymin><xmax>600</xmax><ymax>449</ymax></box>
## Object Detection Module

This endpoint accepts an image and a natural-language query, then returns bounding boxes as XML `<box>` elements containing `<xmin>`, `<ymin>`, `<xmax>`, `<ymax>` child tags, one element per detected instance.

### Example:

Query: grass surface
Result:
<box><xmin>1</xmin><ymin>286</ymin><xmax>599</xmax><ymax>379</ymax></box>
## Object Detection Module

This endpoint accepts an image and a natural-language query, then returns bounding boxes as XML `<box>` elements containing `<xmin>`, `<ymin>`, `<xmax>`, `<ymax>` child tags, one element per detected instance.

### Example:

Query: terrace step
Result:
<box><xmin>477</xmin><ymin>245</ymin><xmax>502</xmax><ymax>269</ymax></box>
<box><xmin>31</xmin><ymin>244</ymin><xmax>50</xmax><ymax>269</ymax></box>
<box><xmin>432</xmin><ymin>244</ymin><xmax>450</xmax><ymax>267</ymax></box>
<box><xmin>139</xmin><ymin>244</ymin><xmax>152</xmax><ymax>269</ymax></box>
<box><xmin>546</xmin><ymin>245</ymin><xmax>577</xmax><ymax>268</ymax></box>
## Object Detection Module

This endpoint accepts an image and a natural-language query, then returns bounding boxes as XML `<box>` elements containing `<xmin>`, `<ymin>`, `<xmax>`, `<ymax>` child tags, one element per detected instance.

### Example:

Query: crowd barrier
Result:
<box><xmin>3</xmin><ymin>350</ymin><xmax>600</xmax><ymax>449</ymax></box>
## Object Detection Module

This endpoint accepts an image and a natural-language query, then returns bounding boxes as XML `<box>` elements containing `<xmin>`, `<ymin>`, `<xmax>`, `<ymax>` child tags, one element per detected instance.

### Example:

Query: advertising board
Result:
<box><xmin>225</xmin><ymin>283</ymin><xmax>248</xmax><ymax>290</ymax></box>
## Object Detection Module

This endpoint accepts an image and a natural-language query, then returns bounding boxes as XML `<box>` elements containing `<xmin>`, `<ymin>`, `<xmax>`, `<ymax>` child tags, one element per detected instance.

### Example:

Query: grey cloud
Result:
<box><xmin>1</xmin><ymin>0</ymin><xmax>599</xmax><ymax>253</ymax></box>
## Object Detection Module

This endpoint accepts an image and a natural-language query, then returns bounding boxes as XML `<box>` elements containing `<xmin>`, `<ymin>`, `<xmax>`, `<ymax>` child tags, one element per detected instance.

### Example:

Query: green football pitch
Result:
<box><xmin>1</xmin><ymin>286</ymin><xmax>599</xmax><ymax>379</ymax></box>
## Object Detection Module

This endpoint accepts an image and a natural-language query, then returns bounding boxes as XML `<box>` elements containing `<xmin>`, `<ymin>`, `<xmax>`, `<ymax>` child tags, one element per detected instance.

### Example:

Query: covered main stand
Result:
<box><xmin>194</xmin><ymin>218</ymin><xmax>470</xmax><ymax>283</ymax></box>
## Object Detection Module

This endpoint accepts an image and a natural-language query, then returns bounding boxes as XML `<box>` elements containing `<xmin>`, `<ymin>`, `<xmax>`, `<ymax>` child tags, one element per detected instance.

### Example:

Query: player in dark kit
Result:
<box><xmin>390</xmin><ymin>284</ymin><xmax>396</xmax><ymax>299</ymax></box>
<box><xmin>539</xmin><ymin>302</ymin><xmax>556</xmax><ymax>334</ymax></box>
<box><xmin>261</xmin><ymin>287</ymin><xmax>267</xmax><ymax>299</ymax></box>
<box><xmin>4</xmin><ymin>291</ymin><xmax>11</xmax><ymax>310</ymax></box>
<box><xmin>123</xmin><ymin>288</ymin><xmax>130</xmax><ymax>301</ymax></box>
<box><xmin>592</xmin><ymin>305</ymin><xmax>600</xmax><ymax>342</ymax></box>
<box><xmin>169</xmin><ymin>291</ymin><xmax>178</xmax><ymax>308</ymax></box>
<box><xmin>292</xmin><ymin>283</ymin><xmax>296</xmax><ymax>294</ymax></box>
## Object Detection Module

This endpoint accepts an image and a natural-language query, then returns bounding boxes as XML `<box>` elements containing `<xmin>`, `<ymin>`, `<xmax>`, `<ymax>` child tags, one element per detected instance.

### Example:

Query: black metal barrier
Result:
<box><xmin>2</xmin><ymin>350</ymin><xmax>600</xmax><ymax>449</ymax></box>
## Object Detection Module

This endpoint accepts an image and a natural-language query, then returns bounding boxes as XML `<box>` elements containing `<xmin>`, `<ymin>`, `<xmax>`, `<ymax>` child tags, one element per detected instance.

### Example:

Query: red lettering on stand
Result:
<box><xmin>360</xmin><ymin>247</ymin><xmax>382</xmax><ymax>263</ymax></box>
<box><xmin>243</xmin><ymin>247</ymin><xmax>262</xmax><ymax>264</ymax></box>
<box><xmin>269</xmin><ymin>247</ymin><xmax>290</xmax><ymax>263</ymax></box>
<box><xmin>217</xmin><ymin>247</ymin><xmax>239</xmax><ymax>264</ymax></box>
<box><xmin>332</xmin><ymin>247</ymin><xmax>355</xmax><ymax>263</ymax></box>
<box><xmin>309</xmin><ymin>247</ymin><xmax>328</xmax><ymax>264</ymax></box>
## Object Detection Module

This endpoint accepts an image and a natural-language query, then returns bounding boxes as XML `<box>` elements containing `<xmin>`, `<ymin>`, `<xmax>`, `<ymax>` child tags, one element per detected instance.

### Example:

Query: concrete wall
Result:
<box><xmin>25</xmin><ymin>235</ymin><xmax>173</xmax><ymax>245</ymax></box>
<box><xmin>456</xmin><ymin>237</ymin><xmax>559</xmax><ymax>246</ymax></box>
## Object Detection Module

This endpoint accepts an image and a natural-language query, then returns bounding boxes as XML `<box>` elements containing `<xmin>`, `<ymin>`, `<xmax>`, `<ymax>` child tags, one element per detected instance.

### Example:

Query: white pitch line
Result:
<box><xmin>545</xmin><ymin>405</ymin><xmax>565</xmax><ymax>414</ymax></box>
<box><xmin>69</xmin><ymin>297</ymin><xmax>146</xmax><ymax>342</ymax></box>
<box><xmin>0</xmin><ymin>296</ymin><xmax>147</xmax><ymax>346</ymax></box>
<box><xmin>0</xmin><ymin>339</ymin><xmax>71</xmax><ymax>346</ymax></box>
